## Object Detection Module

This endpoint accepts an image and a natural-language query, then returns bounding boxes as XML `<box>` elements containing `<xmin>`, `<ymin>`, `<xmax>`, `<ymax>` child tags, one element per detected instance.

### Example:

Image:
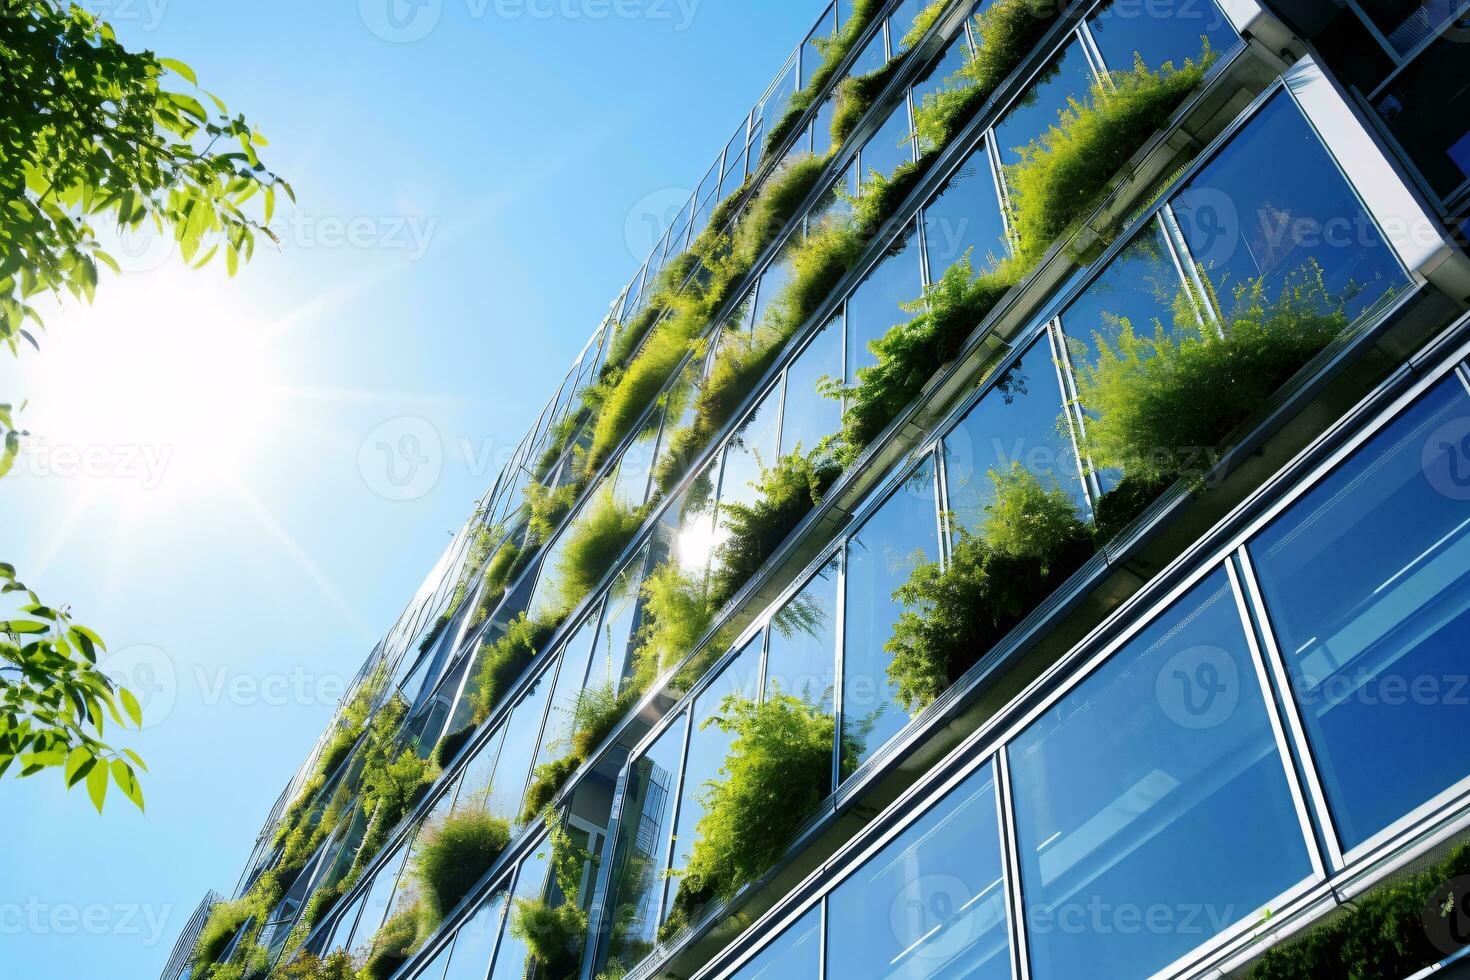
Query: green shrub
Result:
<box><xmin>631</xmin><ymin>562</ymin><xmax>716</xmax><ymax>691</ymax></box>
<box><xmin>412</xmin><ymin>807</ymin><xmax>512</xmax><ymax>926</ymax></box>
<box><xmin>359</xmin><ymin>902</ymin><xmax>424</xmax><ymax>980</ymax></box>
<box><xmin>762</xmin><ymin>0</ymin><xmax>888</xmax><ymax>155</ymax></box>
<box><xmin>431</xmin><ymin>724</ymin><xmax>475</xmax><ymax>769</ymax></box>
<box><xmin>733</xmin><ymin>153</ymin><xmax>830</xmax><ymax>267</ymax></box>
<box><xmin>275</xmin><ymin>951</ymin><xmax>356</xmax><ymax>980</ymax></box>
<box><xmin>886</xmin><ymin>466</ymin><xmax>1095</xmax><ymax>712</ymax></box>
<box><xmin>192</xmin><ymin>898</ymin><xmax>252</xmax><ymax>969</ymax></box>
<box><xmin>1091</xmin><ymin>471</ymin><xmax>1176</xmax><ymax>542</ymax></box>
<box><xmin>708</xmin><ymin>448</ymin><xmax>843</xmax><ymax>608</ymax></box>
<box><xmin>521</xmin><ymin>753</ymin><xmax>582</xmax><ymax>823</ymax></box>
<box><xmin>510</xmin><ymin>815</ymin><xmax>595</xmax><ymax>980</ymax></box>
<box><xmin>914</xmin><ymin>0</ymin><xmax>1063</xmax><ymax>151</ymax></box>
<box><xmin>469</xmin><ymin>613</ymin><xmax>561</xmax><ymax>724</ymax></box>
<box><xmin>1070</xmin><ymin>264</ymin><xmax>1350</xmax><ymax>487</ymax></box>
<box><xmin>1007</xmin><ymin>48</ymin><xmax>1214</xmax><ymax>266</ymax></box>
<box><xmin>1251</xmin><ymin>842</ymin><xmax>1470</xmax><ymax>978</ymax></box>
<box><xmin>830</xmin><ymin>57</ymin><xmax>906</xmax><ymax>149</ymax></box>
<box><xmin>901</xmin><ymin>0</ymin><xmax>950</xmax><ymax>51</ymax></box>
<box><xmin>664</xmin><ymin>692</ymin><xmax>836</xmax><ymax>929</ymax></box>
<box><xmin>831</xmin><ymin>251</ymin><xmax>1022</xmax><ymax>461</ymax></box>
<box><xmin>521</xmin><ymin>681</ymin><xmax>636</xmax><ymax>823</ymax></box>
<box><xmin>470</xmin><ymin>538</ymin><xmax>521</xmax><ymax>627</ymax></box>
<box><xmin>551</xmin><ymin>488</ymin><xmax>648</xmax><ymax>616</ymax></box>
<box><xmin>526</xmin><ymin>480</ymin><xmax>581</xmax><ymax>546</ymax></box>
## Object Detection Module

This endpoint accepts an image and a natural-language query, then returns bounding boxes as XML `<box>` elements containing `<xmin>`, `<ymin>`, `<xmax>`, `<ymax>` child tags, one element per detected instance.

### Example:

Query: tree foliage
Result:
<box><xmin>412</xmin><ymin>806</ymin><xmax>512</xmax><ymax>927</ymax></box>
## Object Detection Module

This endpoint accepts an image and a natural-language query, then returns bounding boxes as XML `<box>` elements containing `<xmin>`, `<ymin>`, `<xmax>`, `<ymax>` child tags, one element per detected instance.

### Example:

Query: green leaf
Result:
<box><xmin>122</xmin><ymin>748</ymin><xmax>149</xmax><ymax>774</ymax></box>
<box><xmin>65</xmin><ymin>746</ymin><xmax>95</xmax><ymax>787</ymax></box>
<box><xmin>111</xmin><ymin>759</ymin><xmax>144</xmax><ymax>812</ymax></box>
<box><xmin>3</xmin><ymin>620</ymin><xmax>49</xmax><ymax>635</ymax></box>
<box><xmin>86</xmin><ymin>761</ymin><xmax>108</xmax><ymax>813</ymax></box>
<box><xmin>159</xmin><ymin>57</ymin><xmax>197</xmax><ymax>85</ymax></box>
<box><xmin>119</xmin><ymin>688</ymin><xmax>143</xmax><ymax>727</ymax></box>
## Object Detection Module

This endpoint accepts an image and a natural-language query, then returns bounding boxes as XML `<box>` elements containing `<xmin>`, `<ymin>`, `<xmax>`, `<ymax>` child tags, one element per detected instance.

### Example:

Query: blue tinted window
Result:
<box><xmin>994</xmin><ymin>39</ymin><xmax>1097</xmax><ymax>170</ymax></box>
<box><xmin>766</xmin><ymin>555</ymin><xmax>841</xmax><ymax>714</ymax></box>
<box><xmin>604</xmin><ymin>714</ymin><xmax>686</xmax><ymax>963</ymax></box>
<box><xmin>753</xmin><ymin>241</ymin><xmax>798</xmax><ymax>334</ymax></box>
<box><xmin>943</xmin><ymin>334</ymin><xmax>1085</xmax><ymax>534</ymax></box>
<box><xmin>327</xmin><ymin>891</ymin><xmax>366</xmax><ymax>954</ymax></box>
<box><xmin>718</xmin><ymin>381</ymin><xmax>784</xmax><ymax>516</ymax></box>
<box><xmin>911</xmin><ymin>33</ymin><xmax>973</xmax><ymax>152</ymax></box>
<box><xmin>484</xmin><ymin>664</ymin><xmax>555</xmax><ymax>822</ymax></box>
<box><xmin>667</xmin><ymin>637</ymin><xmax>763</xmax><ymax>885</ymax></box>
<box><xmin>1086</xmin><ymin>0</ymin><xmax>1235</xmax><ymax>74</ymax></box>
<box><xmin>1059</xmin><ymin>217</ymin><xmax>1187</xmax><ymax>370</ymax></box>
<box><xmin>590</xmin><ymin>548</ymin><xmax>648</xmax><ymax>692</ymax></box>
<box><xmin>1373</xmin><ymin>32</ymin><xmax>1470</xmax><ymax>198</ymax></box>
<box><xmin>611</xmin><ymin>409</ymin><xmax>662</xmax><ymax>510</ymax></box>
<box><xmin>487</xmin><ymin>848</ymin><xmax>550</xmax><ymax>980</ymax></box>
<box><xmin>1009</xmin><ymin>568</ymin><xmax>1312</xmax><ymax>979</ymax></box>
<box><xmin>441</xmin><ymin>891</ymin><xmax>505</xmax><ymax>980</ymax></box>
<box><xmin>731</xmin><ymin>904</ymin><xmax>821</xmax><ymax>980</ymax></box>
<box><xmin>923</xmin><ymin>143</ymin><xmax>1009</xmax><ymax>279</ymax></box>
<box><xmin>1172</xmin><ymin>93</ymin><xmax>1405</xmax><ymax>323</ymax></box>
<box><xmin>846</xmin><ymin>222</ymin><xmax>922</xmax><ymax>381</ymax></box>
<box><xmin>826</xmin><ymin>761</ymin><xmax>1011</xmax><ymax>980</ymax></box>
<box><xmin>1249</xmin><ymin>375</ymin><xmax>1470</xmax><ymax>850</ymax></box>
<box><xmin>842</xmin><ymin>455</ymin><xmax>940</xmax><ymax>777</ymax></box>
<box><xmin>532</xmin><ymin>614</ymin><xmax>599</xmax><ymax>777</ymax></box>
<box><xmin>351</xmin><ymin>844</ymin><xmax>408</xmax><ymax>950</ymax></box>
<box><xmin>454</xmin><ymin>721</ymin><xmax>506</xmax><ymax>813</ymax></box>
<box><xmin>861</xmin><ymin>98</ymin><xmax>916</xmax><ymax>189</ymax></box>
<box><xmin>851</xmin><ymin>24</ymin><xmax>887</xmax><ymax>76</ymax></box>
<box><xmin>779</xmin><ymin>317</ymin><xmax>843</xmax><ymax>456</ymax></box>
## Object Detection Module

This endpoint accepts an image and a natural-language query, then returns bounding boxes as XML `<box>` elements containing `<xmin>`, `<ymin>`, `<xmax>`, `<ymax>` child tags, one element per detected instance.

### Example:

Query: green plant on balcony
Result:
<box><xmin>660</xmin><ymin>689</ymin><xmax>840</xmax><ymax>939</ymax></box>
<box><xmin>275</xmin><ymin>951</ymin><xmax>356</xmax><ymax>979</ymax></box>
<box><xmin>469</xmin><ymin>613</ymin><xmax>562</xmax><ymax>725</ymax></box>
<box><xmin>511</xmin><ymin>813</ymin><xmax>597</xmax><ymax>980</ymax></box>
<box><xmin>886</xmin><ymin>465</ymin><xmax>1096</xmax><ymax>713</ymax></box>
<box><xmin>631</xmin><ymin>561</ymin><xmax>718</xmax><ymax>692</ymax></box>
<box><xmin>520</xmin><ymin>680</ymin><xmax>635</xmax><ymax>822</ymax></box>
<box><xmin>412</xmin><ymin>807</ymin><xmax>513</xmax><ymax>928</ymax></box>
<box><xmin>551</xmin><ymin>488</ymin><xmax>650</xmax><ymax>617</ymax></box>
<box><xmin>1071</xmin><ymin>262</ymin><xmax>1354</xmax><ymax>534</ymax></box>
<box><xmin>708</xmin><ymin>447</ymin><xmax>843</xmax><ymax>609</ymax></box>
<box><xmin>1251</xmin><ymin>841</ymin><xmax>1470</xmax><ymax>978</ymax></box>
<box><xmin>902</xmin><ymin>0</ymin><xmax>950</xmax><ymax>52</ymax></box>
<box><xmin>359</xmin><ymin>900</ymin><xmax>427</xmax><ymax>980</ymax></box>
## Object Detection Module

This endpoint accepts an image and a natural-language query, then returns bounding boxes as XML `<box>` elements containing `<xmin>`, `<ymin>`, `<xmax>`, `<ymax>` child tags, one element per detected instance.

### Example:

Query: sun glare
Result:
<box><xmin>21</xmin><ymin>273</ymin><xmax>279</xmax><ymax>500</ymax></box>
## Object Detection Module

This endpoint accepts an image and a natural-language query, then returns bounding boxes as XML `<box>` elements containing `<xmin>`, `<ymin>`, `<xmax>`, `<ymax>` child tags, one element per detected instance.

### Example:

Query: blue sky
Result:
<box><xmin>0</xmin><ymin>1</ymin><xmax>823</xmax><ymax>975</ymax></box>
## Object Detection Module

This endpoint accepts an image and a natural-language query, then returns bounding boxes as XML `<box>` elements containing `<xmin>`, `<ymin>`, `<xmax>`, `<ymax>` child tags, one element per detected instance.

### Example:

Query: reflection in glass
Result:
<box><xmin>611</xmin><ymin>407</ymin><xmax>663</xmax><ymax>511</ymax></box>
<box><xmin>944</xmin><ymin>334</ymin><xmax>1084</xmax><ymax>534</ymax></box>
<box><xmin>826</xmin><ymin>761</ymin><xmax>1011</xmax><ymax>980</ymax></box>
<box><xmin>846</xmin><ymin>222</ymin><xmax>922</xmax><ymax>381</ymax></box>
<box><xmin>731</xmin><ymin>904</ymin><xmax>821</xmax><ymax>980</ymax></box>
<box><xmin>1172</xmin><ymin>92</ymin><xmax>1403</xmax><ymax>322</ymax></box>
<box><xmin>589</xmin><ymin>547</ymin><xmax>650</xmax><ymax>692</ymax></box>
<box><xmin>441</xmin><ymin>891</ymin><xmax>506</xmax><ymax>980</ymax></box>
<box><xmin>483</xmin><ymin>665</ymin><xmax>555</xmax><ymax>822</ymax></box>
<box><xmin>1009</xmin><ymin>568</ymin><xmax>1311</xmax><ymax>979</ymax></box>
<box><xmin>487</xmin><ymin>847</ymin><xmax>551</xmax><ymax>980</ymax></box>
<box><xmin>993</xmin><ymin>40</ymin><xmax>1097</xmax><ymax>170</ymax></box>
<box><xmin>718</xmin><ymin>382</ymin><xmax>783</xmax><ymax>517</ymax></box>
<box><xmin>531</xmin><ymin>614</ymin><xmax>599</xmax><ymax>778</ymax></box>
<box><xmin>922</xmin><ymin>142</ymin><xmax>1009</xmax><ymax>278</ymax></box>
<box><xmin>603</xmin><ymin>716</ymin><xmax>687</xmax><ymax>969</ymax></box>
<box><xmin>667</xmin><ymin>636</ymin><xmax>763</xmax><ymax>885</ymax></box>
<box><xmin>349</xmin><ymin>844</ymin><xmax>408</xmax><ymax>953</ymax></box>
<box><xmin>1250</xmin><ymin>375</ymin><xmax>1470</xmax><ymax>850</ymax></box>
<box><xmin>861</xmin><ymin>98</ymin><xmax>916</xmax><ymax>189</ymax></box>
<box><xmin>765</xmin><ymin>556</ymin><xmax>840</xmax><ymax>715</ymax></box>
<box><xmin>1373</xmin><ymin>30</ymin><xmax>1470</xmax><ymax>199</ymax></box>
<box><xmin>1086</xmin><ymin>0</ymin><xmax>1235</xmax><ymax>74</ymax></box>
<box><xmin>842</xmin><ymin>456</ymin><xmax>939</xmax><ymax>777</ymax></box>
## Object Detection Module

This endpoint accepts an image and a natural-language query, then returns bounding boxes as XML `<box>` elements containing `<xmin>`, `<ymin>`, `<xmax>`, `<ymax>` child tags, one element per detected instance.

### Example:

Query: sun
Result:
<box><xmin>18</xmin><ymin>271</ymin><xmax>280</xmax><ymax>500</ymax></box>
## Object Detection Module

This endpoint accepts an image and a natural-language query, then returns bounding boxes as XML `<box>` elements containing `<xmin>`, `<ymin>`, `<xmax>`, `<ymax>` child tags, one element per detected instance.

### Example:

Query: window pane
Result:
<box><xmin>826</xmin><ymin>761</ymin><xmax>1011</xmax><ymax>980</ymax></box>
<box><xmin>350</xmin><ymin>844</ymin><xmax>408</xmax><ymax>951</ymax></box>
<box><xmin>1373</xmin><ymin>30</ymin><xmax>1470</xmax><ymax>199</ymax></box>
<box><xmin>766</xmin><ymin>555</ymin><xmax>840</xmax><ymax>716</ymax></box>
<box><xmin>1249</xmin><ymin>375</ymin><xmax>1470</xmax><ymax>850</ymax></box>
<box><xmin>923</xmin><ymin>142</ymin><xmax>1009</xmax><ymax>279</ymax></box>
<box><xmin>1009</xmin><ymin>568</ymin><xmax>1312</xmax><ymax>980</ymax></box>
<box><xmin>484</xmin><ymin>664</ymin><xmax>555</xmax><ymax>822</ymax></box>
<box><xmin>842</xmin><ymin>456</ymin><xmax>940</xmax><ymax>777</ymax></box>
<box><xmin>667</xmin><ymin>636</ymin><xmax>764</xmax><ymax>884</ymax></box>
<box><xmin>590</xmin><ymin>547</ymin><xmax>649</xmax><ymax>692</ymax></box>
<box><xmin>851</xmin><ymin>25</ymin><xmax>888</xmax><ymax>76</ymax></box>
<box><xmin>612</xmin><ymin>408</ymin><xmax>662</xmax><ymax>510</ymax></box>
<box><xmin>861</xmin><ymin>98</ymin><xmax>916</xmax><ymax>189</ymax></box>
<box><xmin>753</xmin><ymin>240</ymin><xmax>799</xmax><ymax>334</ymax></box>
<box><xmin>994</xmin><ymin>39</ymin><xmax>1097</xmax><ymax>170</ymax></box>
<box><xmin>604</xmin><ymin>715</ymin><xmax>687</xmax><ymax>966</ymax></box>
<box><xmin>487</xmin><ymin>848</ymin><xmax>551</xmax><ymax>980</ymax></box>
<box><xmin>780</xmin><ymin>316</ymin><xmax>843</xmax><ymax>456</ymax></box>
<box><xmin>455</xmin><ymin>722</ymin><xmax>507</xmax><ymax>813</ymax></box>
<box><xmin>327</xmin><ymin>891</ymin><xmax>366</xmax><ymax>954</ymax></box>
<box><xmin>732</xmin><ymin>905</ymin><xmax>821</xmax><ymax>980</ymax></box>
<box><xmin>1357</xmin><ymin>0</ymin><xmax>1464</xmax><ymax>55</ymax></box>
<box><xmin>1086</xmin><ymin>0</ymin><xmax>1235</xmax><ymax>74</ymax></box>
<box><xmin>943</xmin><ymin>334</ymin><xmax>1085</xmax><ymax>534</ymax></box>
<box><xmin>1058</xmin><ymin>217</ymin><xmax>1186</xmax><ymax>371</ymax></box>
<box><xmin>532</xmin><ymin>614</ymin><xmax>600</xmax><ymax>777</ymax></box>
<box><xmin>442</xmin><ymin>891</ymin><xmax>505</xmax><ymax>980</ymax></box>
<box><xmin>665</xmin><ymin>459</ymin><xmax>721</xmax><ymax>578</ymax></box>
<box><xmin>846</xmin><ymin>222</ymin><xmax>922</xmax><ymax>381</ymax></box>
<box><xmin>718</xmin><ymin>382</ymin><xmax>784</xmax><ymax>516</ymax></box>
<box><xmin>1172</xmin><ymin>92</ymin><xmax>1405</xmax><ymax>322</ymax></box>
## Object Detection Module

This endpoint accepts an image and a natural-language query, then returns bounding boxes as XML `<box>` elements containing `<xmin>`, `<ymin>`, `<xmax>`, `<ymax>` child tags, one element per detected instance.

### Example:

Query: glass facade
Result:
<box><xmin>180</xmin><ymin>4</ymin><xmax>1470</xmax><ymax>980</ymax></box>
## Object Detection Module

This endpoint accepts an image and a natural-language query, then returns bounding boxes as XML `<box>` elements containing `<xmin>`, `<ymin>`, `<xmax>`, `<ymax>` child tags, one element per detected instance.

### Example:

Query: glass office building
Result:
<box><xmin>167</xmin><ymin>1</ymin><xmax>1470</xmax><ymax>978</ymax></box>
